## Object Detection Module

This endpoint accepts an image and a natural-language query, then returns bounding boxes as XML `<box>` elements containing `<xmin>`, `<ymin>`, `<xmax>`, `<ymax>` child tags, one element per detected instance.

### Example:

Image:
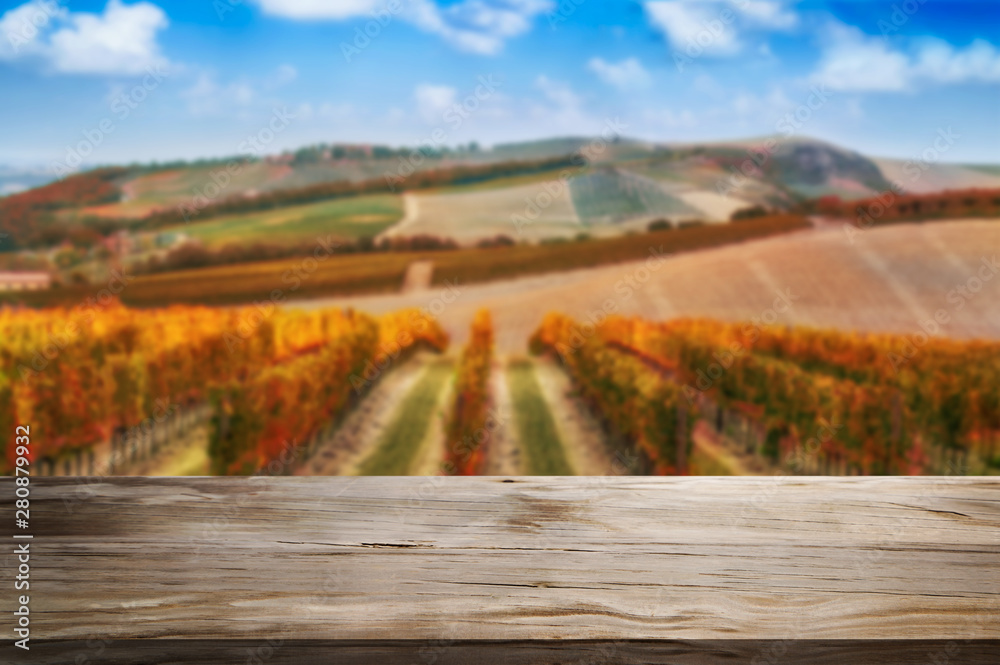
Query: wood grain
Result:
<box><xmin>2</xmin><ymin>477</ymin><xmax>998</xmax><ymax>663</ymax></box>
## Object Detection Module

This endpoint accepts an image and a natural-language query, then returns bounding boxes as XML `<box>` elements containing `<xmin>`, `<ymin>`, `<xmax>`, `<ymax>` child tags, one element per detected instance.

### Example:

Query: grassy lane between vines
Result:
<box><xmin>149</xmin><ymin>435</ymin><xmax>212</xmax><ymax>476</ymax></box>
<box><xmin>531</xmin><ymin>357</ymin><xmax>626</xmax><ymax>475</ymax></box>
<box><xmin>507</xmin><ymin>358</ymin><xmax>574</xmax><ymax>475</ymax></box>
<box><xmin>357</xmin><ymin>357</ymin><xmax>455</xmax><ymax>475</ymax></box>
<box><xmin>688</xmin><ymin>422</ymin><xmax>771</xmax><ymax>476</ymax></box>
<box><xmin>409</xmin><ymin>361</ymin><xmax>456</xmax><ymax>476</ymax></box>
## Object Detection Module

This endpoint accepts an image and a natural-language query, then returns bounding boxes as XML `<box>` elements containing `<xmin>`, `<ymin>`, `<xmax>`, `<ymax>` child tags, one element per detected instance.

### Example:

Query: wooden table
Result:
<box><xmin>3</xmin><ymin>477</ymin><xmax>998</xmax><ymax>663</ymax></box>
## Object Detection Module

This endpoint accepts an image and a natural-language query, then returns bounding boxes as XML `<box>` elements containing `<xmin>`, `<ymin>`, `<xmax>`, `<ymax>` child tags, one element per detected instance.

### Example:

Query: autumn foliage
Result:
<box><xmin>529</xmin><ymin>313</ymin><xmax>695</xmax><ymax>474</ymax></box>
<box><xmin>0</xmin><ymin>302</ymin><xmax>447</xmax><ymax>474</ymax></box>
<box><xmin>0</xmin><ymin>169</ymin><xmax>123</xmax><ymax>248</ymax></box>
<box><xmin>444</xmin><ymin>309</ymin><xmax>494</xmax><ymax>475</ymax></box>
<box><xmin>813</xmin><ymin>187</ymin><xmax>1000</xmax><ymax>226</ymax></box>
<box><xmin>594</xmin><ymin>316</ymin><xmax>1000</xmax><ymax>474</ymax></box>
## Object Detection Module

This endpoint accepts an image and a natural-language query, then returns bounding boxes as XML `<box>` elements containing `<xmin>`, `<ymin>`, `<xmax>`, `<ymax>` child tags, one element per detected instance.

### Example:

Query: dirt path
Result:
<box><xmin>301</xmin><ymin>352</ymin><xmax>434</xmax><ymax>476</ymax></box>
<box><xmin>531</xmin><ymin>357</ymin><xmax>621</xmax><ymax>475</ymax></box>
<box><xmin>375</xmin><ymin>192</ymin><xmax>419</xmax><ymax>241</ymax></box>
<box><xmin>482</xmin><ymin>358</ymin><xmax>522</xmax><ymax>475</ymax></box>
<box><xmin>689</xmin><ymin>421</ymin><xmax>773</xmax><ymax>476</ymax></box>
<box><xmin>401</xmin><ymin>260</ymin><xmax>434</xmax><ymax>293</ymax></box>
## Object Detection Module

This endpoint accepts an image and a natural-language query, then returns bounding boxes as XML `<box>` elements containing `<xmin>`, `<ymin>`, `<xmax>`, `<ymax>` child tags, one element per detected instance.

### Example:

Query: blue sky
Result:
<box><xmin>1</xmin><ymin>0</ymin><xmax>998</xmax><ymax>174</ymax></box>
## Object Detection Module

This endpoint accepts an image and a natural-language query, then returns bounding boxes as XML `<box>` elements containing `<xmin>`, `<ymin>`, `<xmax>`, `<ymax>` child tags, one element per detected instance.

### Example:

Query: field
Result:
<box><xmin>0</xmin><ymin>214</ymin><xmax>808</xmax><ymax>308</ymax></box>
<box><xmin>569</xmin><ymin>169</ymin><xmax>702</xmax><ymax>225</ymax></box>
<box><xmin>389</xmin><ymin>166</ymin><xmax>744</xmax><ymax>244</ymax></box>
<box><xmin>388</xmin><ymin>177</ymin><xmax>582</xmax><ymax>243</ymax></box>
<box><xmin>165</xmin><ymin>193</ymin><xmax>403</xmax><ymax>247</ymax></box>
<box><xmin>873</xmin><ymin>158</ymin><xmax>1000</xmax><ymax>194</ymax></box>
<box><xmin>292</xmin><ymin>218</ymin><xmax>1000</xmax><ymax>353</ymax></box>
<box><xmin>70</xmin><ymin>157</ymin><xmax>499</xmax><ymax>219</ymax></box>
<box><xmin>5</xmin><ymin>215</ymin><xmax>999</xmax><ymax>479</ymax></box>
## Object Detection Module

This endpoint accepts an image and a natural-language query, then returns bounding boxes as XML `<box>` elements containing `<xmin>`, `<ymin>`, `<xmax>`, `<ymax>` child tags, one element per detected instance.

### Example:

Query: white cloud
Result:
<box><xmin>644</xmin><ymin>0</ymin><xmax>797</xmax><ymax>56</ymax></box>
<box><xmin>254</xmin><ymin>0</ymin><xmax>381</xmax><ymax>20</ymax></box>
<box><xmin>810</xmin><ymin>23</ymin><xmax>909</xmax><ymax>92</ymax></box>
<box><xmin>252</xmin><ymin>0</ymin><xmax>551</xmax><ymax>55</ymax></box>
<box><xmin>528</xmin><ymin>74</ymin><xmax>595</xmax><ymax>132</ymax></box>
<box><xmin>739</xmin><ymin>1</ymin><xmax>797</xmax><ymax>30</ymax></box>
<box><xmin>179</xmin><ymin>63</ymin><xmax>303</xmax><ymax>117</ymax></box>
<box><xmin>646</xmin><ymin>1</ymin><xmax>739</xmax><ymax>55</ymax></box>
<box><xmin>0</xmin><ymin>0</ymin><xmax>168</xmax><ymax>75</ymax></box>
<box><xmin>0</xmin><ymin>1</ymin><xmax>67</xmax><ymax>59</ymax></box>
<box><xmin>181</xmin><ymin>73</ymin><xmax>257</xmax><ymax>116</ymax></box>
<box><xmin>414</xmin><ymin>83</ymin><xmax>457</xmax><ymax>123</ymax></box>
<box><xmin>587</xmin><ymin>57</ymin><xmax>651</xmax><ymax>90</ymax></box>
<box><xmin>910</xmin><ymin>38</ymin><xmax>1000</xmax><ymax>84</ymax></box>
<box><xmin>811</xmin><ymin>24</ymin><xmax>1000</xmax><ymax>92</ymax></box>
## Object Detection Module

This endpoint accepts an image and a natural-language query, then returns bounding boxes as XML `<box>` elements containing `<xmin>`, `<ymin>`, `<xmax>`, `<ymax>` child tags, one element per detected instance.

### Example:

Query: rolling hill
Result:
<box><xmin>2</xmin><ymin>135</ymin><xmax>998</xmax><ymax>255</ymax></box>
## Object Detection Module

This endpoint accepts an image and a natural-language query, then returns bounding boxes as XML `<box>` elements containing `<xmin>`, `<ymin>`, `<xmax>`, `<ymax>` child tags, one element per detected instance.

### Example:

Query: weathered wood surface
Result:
<box><xmin>2</xmin><ymin>477</ymin><xmax>999</xmax><ymax>663</ymax></box>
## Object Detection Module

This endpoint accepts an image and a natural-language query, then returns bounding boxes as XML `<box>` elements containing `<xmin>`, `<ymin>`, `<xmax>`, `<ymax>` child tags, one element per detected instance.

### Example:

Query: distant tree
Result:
<box><xmin>476</xmin><ymin>235</ymin><xmax>516</xmax><ymax>249</ymax></box>
<box><xmin>647</xmin><ymin>219</ymin><xmax>672</xmax><ymax>232</ymax></box>
<box><xmin>162</xmin><ymin>243</ymin><xmax>212</xmax><ymax>270</ymax></box>
<box><xmin>730</xmin><ymin>205</ymin><xmax>769</xmax><ymax>221</ymax></box>
<box><xmin>678</xmin><ymin>220</ymin><xmax>706</xmax><ymax>229</ymax></box>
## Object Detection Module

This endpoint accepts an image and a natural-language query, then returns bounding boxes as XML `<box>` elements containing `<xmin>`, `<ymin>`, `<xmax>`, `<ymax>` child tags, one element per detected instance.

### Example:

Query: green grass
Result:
<box><xmin>688</xmin><ymin>443</ymin><xmax>737</xmax><ymax>475</ymax></box>
<box><xmin>357</xmin><ymin>358</ymin><xmax>453</xmax><ymax>475</ymax></box>
<box><xmin>507</xmin><ymin>359</ymin><xmax>573</xmax><ymax>475</ymax></box>
<box><xmin>153</xmin><ymin>441</ymin><xmax>211</xmax><ymax>476</ymax></box>
<box><xmin>167</xmin><ymin>194</ymin><xmax>403</xmax><ymax>247</ymax></box>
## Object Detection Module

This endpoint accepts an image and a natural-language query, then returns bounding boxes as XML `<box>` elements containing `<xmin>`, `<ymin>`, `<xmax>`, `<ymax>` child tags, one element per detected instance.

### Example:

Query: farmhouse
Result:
<box><xmin>0</xmin><ymin>271</ymin><xmax>51</xmax><ymax>291</ymax></box>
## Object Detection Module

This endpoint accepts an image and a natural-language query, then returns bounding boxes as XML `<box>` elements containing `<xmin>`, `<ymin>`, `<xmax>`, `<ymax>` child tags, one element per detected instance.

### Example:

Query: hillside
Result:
<box><xmin>2</xmin><ymin>136</ymin><xmax>998</xmax><ymax>255</ymax></box>
<box><xmin>296</xmin><ymin>219</ymin><xmax>1000</xmax><ymax>352</ymax></box>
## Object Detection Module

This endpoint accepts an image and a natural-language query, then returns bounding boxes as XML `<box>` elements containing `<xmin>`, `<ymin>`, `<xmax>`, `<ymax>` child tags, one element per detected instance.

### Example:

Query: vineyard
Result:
<box><xmin>569</xmin><ymin>168</ymin><xmax>701</xmax><ymax>225</ymax></box>
<box><xmin>530</xmin><ymin>314</ymin><xmax>695</xmax><ymax>474</ymax></box>
<box><xmin>2</xmin><ymin>299</ymin><xmax>997</xmax><ymax>477</ymax></box>
<box><xmin>533</xmin><ymin>313</ymin><xmax>1000</xmax><ymax>475</ymax></box>
<box><xmin>0</xmin><ymin>302</ymin><xmax>447</xmax><ymax>475</ymax></box>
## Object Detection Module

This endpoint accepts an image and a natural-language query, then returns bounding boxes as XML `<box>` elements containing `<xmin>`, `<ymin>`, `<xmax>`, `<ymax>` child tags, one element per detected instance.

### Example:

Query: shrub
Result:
<box><xmin>731</xmin><ymin>205</ymin><xmax>769</xmax><ymax>221</ymax></box>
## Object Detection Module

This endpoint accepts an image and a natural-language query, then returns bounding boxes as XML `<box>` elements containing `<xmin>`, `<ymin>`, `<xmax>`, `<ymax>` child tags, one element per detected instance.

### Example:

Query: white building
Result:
<box><xmin>0</xmin><ymin>272</ymin><xmax>51</xmax><ymax>291</ymax></box>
